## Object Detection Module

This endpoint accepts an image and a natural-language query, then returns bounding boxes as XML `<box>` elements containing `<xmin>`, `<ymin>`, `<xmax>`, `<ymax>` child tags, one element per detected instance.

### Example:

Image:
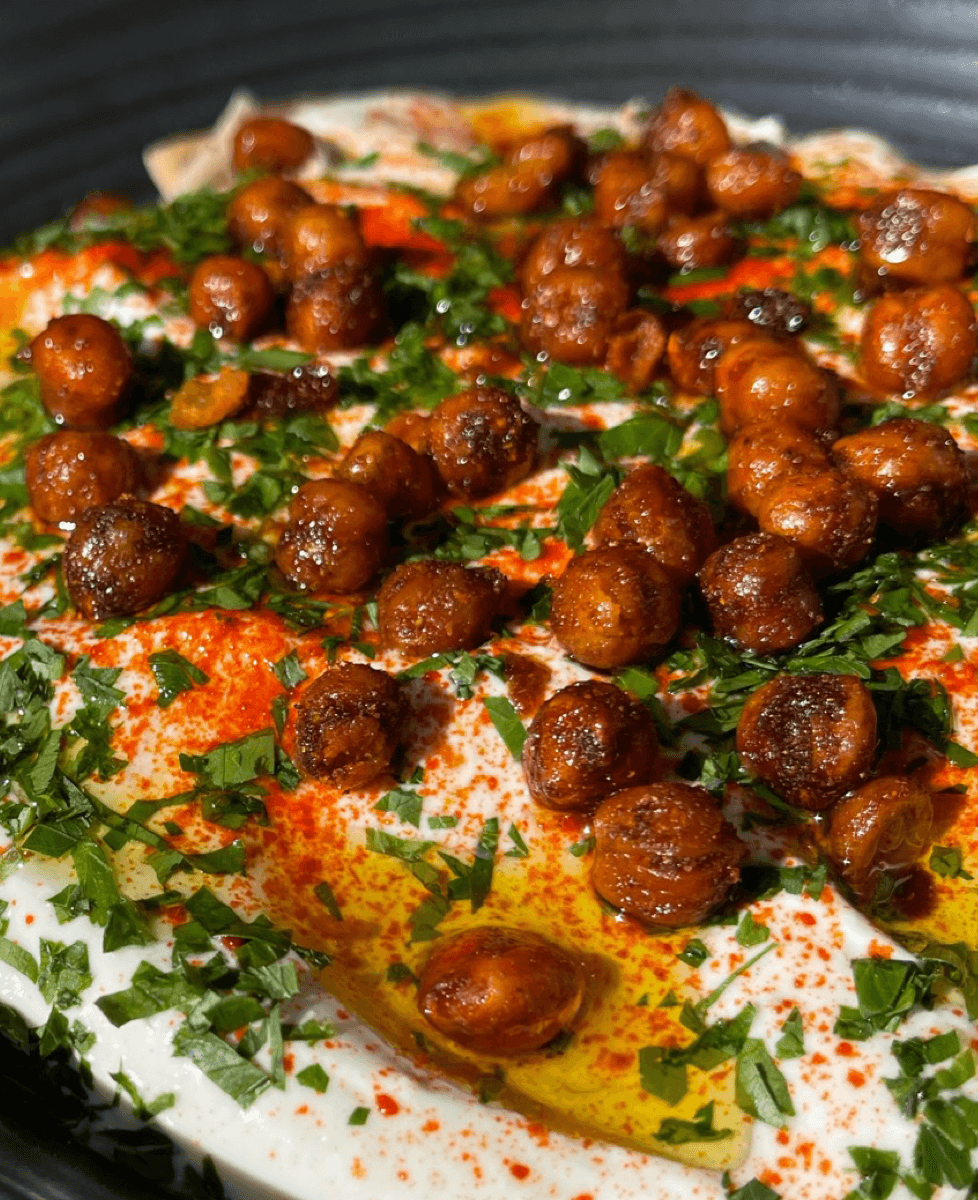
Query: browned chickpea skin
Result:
<box><xmin>832</xmin><ymin>417</ymin><xmax>968</xmax><ymax>537</ymax></box>
<box><xmin>455</xmin><ymin>126</ymin><xmax>584</xmax><ymax>219</ymax></box>
<box><xmin>377</xmin><ymin>560</ymin><xmax>504</xmax><ymax>657</ymax></box>
<box><xmin>736</xmin><ymin>673</ymin><xmax>877</xmax><ymax>811</ymax></box>
<box><xmin>187</xmin><ymin>255</ymin><xmax>274</xmax><ymax>341</ymax></box>
<box><xmin>274</xmin><ymin>479</ymin><xmax>388</xmax><ymax>593</ymax></box>
<box><xmin>507</xmin><ymin>125</ymin><xmax>585</xmax><ymax>181</ymax></box>
<box><xmin>860</xmin><ymin>284</ymin><xmax>977</xmax><ymax>398</ymax></box>
<box><xmin>338</xmin><ymin>429</ymin><xmax>438</xmax><ymax>521</ymax></box>
<box><xmin>666</xmin><ymin>317</ymin><xmax>763</xmax><ymax>393</ymax></box>
<box><xmin>417</xmin><ymin>926</ymin><xmax>585</xmax><ymax>1055</ymax></box>
<box><xmin>592</xmin><ymin>463</ymin><xmax>717</xmax><ymax>588</ymax></box>
<box><xmin>294</xmin><ymin>662</ymin><xmax>405</xmax><ymax>789</ymax></box>
<box><xmin>281</xmin><ymin>203</ymin><xmax>368</xmax><ymax>282</ymax></box>
<box><xmin>248</xmin><ymin>362</ymin><xmax>338</xmax><ymax>418</ymax></box>
<box><xmin>25</xmin><ymin>431</ymin><xmax>142</xmax><ymax>527</ymax></box>
<box><xmin>657</xmin><ymin>212</ymin><xmax>739</xmax><ymax>272</ymax></box>
<box><xmin>858</xmin><ymin>188</ymin><xmax>975</xmax><ymax>286</ymax></box>
<box><xmin>757</xmin><ymin>469</ymin><xmax>878</xmax><ymax>577</ymax></box>
<box><xmin>226</xmin><ymin>177</ymin><xmax>313</xmax><ymax>255</ymax></box>
<box><xmin>522</xmin><ymin>680</ymin><xmax>658</xmax><ymax>811</ymax></box>
<box><xmin>520</xmin><ymin>268</ymin><xmax>629</xmax><ymax>365</ymax></box>
<box><xmin>715</xmin><ymin>337</ymin><xmax>841</xmax><ymax>435</ymax></box>
<box><xmin>828</xmin><ymin>776</ymin><xmax>933</xmax><ymax>902</ymax></box>
<box><xmin>593</xmin><ymin>151</ymin><xmax>670</xmax><ymax>234</ymax></box>
<box><xmin>63</xmin><ymin>497</ymin><xmax>185</xmax><ymax>620</ymax></box>
<box><xmin>698</xmin><ymin>532</ymin><xmax>822</xmax><ymax>654</ymax></box>
<box><xmin>705</xmin><ymin>148</ymin><xmax>802</xmax><ymax>218</ymax></box>
<box><xmin>30</xmin><ymin>314</ymin><xmax>131</xmax><ymax>429</ymax></box>
<box><xmin>642</xmin><ymin>86</ymin><xmax>732</xmax><ymax>165</ymax></box>
<box><xmin>286</xmin><ymin>265</ymin><xmax>385</xmax><ymax>352</ymax></box>
<box><xmin>727</xmin><ymin>420</ymin><xmax>832</xmax><ymax>517</ymax></box>
<box><xmin>67</xmin><ymin>191</ymin><xmax>132</xmax><ymax>231</ymax></box>
<box><xmin>518</xmin><ymin>216</ymin><xmax>627</xmax><ymax>295</ymax></box>
<box><xmin>726</xmin><ymin>287</ymin><xmax>811</xmax><ymax>336</ymax></box>
<box><xmin>604</xmin><ymin>310</ymin><xmax>667</xmax><ymax>392</ymax></box>
<box><xmin>233</xmin><ymin>116</ymin><xmax>315</xmax><ymax>175</ymax></box>
<box><xmin>592</xmin><ymin>782</ymin><xmax>745</xmax><ymax>928</ymax></box>
<box><xmin>427</xmin><ymin>386</ymin><xmax>538</xmax><ymax>499</ymax></box>
<box><xmin>550</xmin><ymin>544</ymin><xmax>681</xmax><ymax>669</ymax></box>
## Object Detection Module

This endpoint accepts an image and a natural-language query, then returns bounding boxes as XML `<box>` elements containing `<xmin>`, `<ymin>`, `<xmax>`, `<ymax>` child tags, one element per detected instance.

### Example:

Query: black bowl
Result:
<box><xmin>2</xmin><ymin>1</ymin><xmax>977</xmax><ymax>1196</ymax></box>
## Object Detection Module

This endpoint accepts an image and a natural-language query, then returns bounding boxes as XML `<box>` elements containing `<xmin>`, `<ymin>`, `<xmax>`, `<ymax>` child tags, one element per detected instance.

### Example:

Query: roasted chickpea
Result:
<box><xmin>502</xmin><ymin>653</ymin><xmax>551</xmax><ymax>718</ymax></box>
<box><xmin>592</xmin><ymin>463</ymin><xmax>717</xmax><ymax>587</ymax></box>
<box><xmin>67</xmin><ymin>191</ymin><xmax>132</xmax><ymax>231</ymax></box>
<box><xmin>377</xmin><ymin>560</ymin><xmax>503</xmax><ymax>656</ymax></box>
<box><xmin>757</xmin><ymin>469</ymin><xmax>878</xmax><ymax>576</ymax></box>
<box><xmin>666</xmin><ymin>317</ymin><xmax>762</xmax><ymax>393</ymax></box>
<box><xmin>455</xmin><ymin>126</ymin><xmax>583</xmax><ymax>219</ymax></box>
<box><xmin>550</xmin><ymin>545</ymin><xmax>681</xmax><ymax>669</ymax></box>
<box><xmin>294</xmin><ymin>663</ymin><xmax>405</xmax><ymax>789</ymax></box>
<box><xmin>25</xmin><ymin>432</ymin><xmax>142</xmax><ymax>527</ymax></box>
<box><xmin>63</xmin><ymin>498</ymin><xmax>185</xmax><ymax>620</ymax></box>
<box><xmin>248</xmin><ymin>362</ymin><xmax>338</xmax><ymax>417</ymax></box>
<box><xmin>170</xmin><ymin>366</ymin><xmax>251</xmax><ymax>430</ymax></box>
<box><xmin>338</xmin><ymin>429</ymin><xmax>437</xmax><ymax>521</ymax></box>
<box><xmin>642</xmin><ymin>86</ymin><xmax>732</xmax><ymax>165</ymax></box>
<box><xmin>427</xmin><ymin>386</ymin><xmax>537</xmax><ymax>498</ymax></box>
<box><xmin>274</xmin><ymin>479</ymin><xmax>388</xmax><ymax>593</ymax></box>
<box><xmin>858</xmin><ymin>188</ymin><xmax>975</xmax><ymax>286</ymax></box>
<box><xmin>828</xmin><ymin>776</ymin><xmax>933</xmax><ymax>901</ymax></box>
<box><xmin>523</xmin><ymin>680</ymin><xmax>658</xmax><ymax>811</ymax></box>
<box><xmin>519</xmin><ymin>217</ymin><xmax>626</xmax><ymax>296</ymax></box>
<box><xmin>727</xmin><ymin>420</ymin><xmax>832</xmax><ymax>517</ymax></box>
<box><xmin>520</xmin><ymin>268</ymin><xmax>629</xmax><ymax>365</ymax></box>
<box><xmin>736</xmin><ymin>674</ymin><xmax>877</xmax><ymax>811</ymax></box>
<box><xmin>286</xmin><ymin>266</ymin><xmax>384</xmax><ymax>351</ymax></box>
<box><xmin>705</xmin><ymin>148</ymin><xmax>802</xmax><ymax>217</ymax></box>
<box><xmin>30</xmin><ymin>314</ymin><xmax>131</xmax><ymax>428</ymax></box>
<box><xmin>187</xmin><ymin>255</ymin><xmax>274</xmax><ymax>341</ymax></box>
<box><xmin>716</xmin><ymin>337</ymin><xmax>840</xmax><ymax>435</ymax></box>
<box><xmin>698</xmin><ymin>532</ymin><xmax>822</xmax><ymax>654</ymax></box>
<box><xmin>832</xmin><ymin>417</ymin><xmax>968</xmax><ymax>537</ymax></box>
<box><xmin>417</xmin><ymin>926</ymin><xmax>584</xmax><ymax>1055</ymax></box>
<box><xmin>604</xmin><ymin>310</ymin><xmax>667</xmax><ymax>392</ymax></box>
<box><xmin>507</xmin><ymin>125</ymin><xmax>585</xmax><ymax>181</ymax></box>
<box><xmin>281</xmin><ymin>203</ymin><xmax>368</xmax><ymax>281</ymax></box>
<box><xmin>593</xmin><ymin>151</ymin><xmax>670</xmax><ymax>233</ymax></box>
<box><xmin>860</xmin><ymin>284</ymin><xmax>977</xmax><ymax>398</ymax></box>
<box><xmin>727</xmin><ymin>287</ymin><xmax>810</xmax><ymax>336</ymax></box>
<box><xmin>592</xmin><ymin>783</ymin><xmax>745</xmax><ymax>928</ymax></box>
<box><xmin>226</xmin><ymin>177</ymin><xmax>312</xmax><ymax>255</ymax></box>
<box><xmin>233</xmin><ymin>117</ymin><xmax>314</xmax><ymax>174</ymax></box>
<box><xmin>657</xmin><ymin>212</ymin><xmax>739</xmax><ymax>271</ymax></box>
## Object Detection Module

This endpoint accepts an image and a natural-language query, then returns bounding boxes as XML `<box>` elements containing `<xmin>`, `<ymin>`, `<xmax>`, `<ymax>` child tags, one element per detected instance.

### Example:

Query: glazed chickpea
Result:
<box><xmin>736</xmin><ymin>674</ymin><xmax>877</xmax><ymax>811</ymax></box>
<box><xmin>727</xmin><ymin>287</ymin><xmax>810</xmax><ymax>336</ymax></box>
<box><xmin>338</xmin><ymin>429</ymin><xmax>438</xmax><ymax>521</ymax></box>
<box><xmin>858</xmin><ymin>188</ymin><xmax>975</xmax><ymax>286</ymax></box>
<box><xmin>427</xmin><ymin>386</ymin><xmax>538</xmax><ymax>498</ymax></box>
<box><xmin>550</xmin><ymin>545</ymin><xmax>681</xmax><ymax>669</ymax></box>
<box><xmin>286</xmin><ymin>265</ymin><xmax>384</xmax><ymax>351</ymax></box>
<box><xmin>828</xmin><ymin>776</ymin><xmax>933</xmax><ymax>902</ymax></box>
<box><xmin>63</xmin><ymin>498</ymin><xmax>185</xmax><ymax>620</ymax></box>
<box><xmin>832</xmin><ymin>417</ymin><xmax>967</xmax><ymax>537</ymax></box>
<box><xmin>226</xmin><ymin>177</ymin><xmax>312</xmax><ymax>255</ymax></box>
<box><xmin>170</xmin><ymin>367</ymin><xmax>251</xmax><ymax>430</ymax></box>
<box><xmin>507</xmin><ymin>125</ymin><xmax>585</xmax><ymax>182</ymax></box>
<box><xmin>666</xmin><ymin>317</ymin><xmax>762</xmax><ymax>393</ymax></box>
<box><xmin>727</xmin><ymin>420</ymin><xmax>832</xmax><ymax>517</ymax></box>
<box><xmin>593</xmin><ymin>151</ymin><xmax>670</xmax><ymax>233</ymax></box>
<box><xmin>522</xmin><ymin>680</ymin><xmax>658</xmax><ymax>811</ymax></box>
<box><xmin>502</xmin><ymin>653</ymin><xmax>551</xmax><ymax>718</ymax></box>
<box><xmin>417</xmin><ymin>926</ymin><xmax>584</xmax><ymax>1055</ymax></box>
<box><xmin>281</xmin><ymin>203</ymin><xmax>368</xmax><ymax>281</ymax></box>
<box><xmin>30</xmin><ymin>314</ymin><xmax>131</xmax><ymax>428</ymax></box>
<box><xmin>67</xmin><ymin>191</ymin><xmax>132</xmax><ymax>231</ymax></box>
<box><xmin>592</xmin><ymin>783</ymin><xmax>745</xmax><ymax>928</ymax></box>
<box><xmin>642</xmin><ymin>86</ymin><xmax>732</xmax><ymax>165</ymax></box>
<box><xmin>25</xmin><ymin>431</ymin><xmax>142</xmax><ymax>527</ymax></box>
<box><xmin>377</xmin><ymin>560</ymin><xmax>504</xmax><ymax>657</ymax></box>
<box><xmin>604</xmin><ymin>310</ymin><xmax>667</xmax><ymax>392</ymax></box>
<box><xmin>705</xmin><ymin>148</ymin><xmax>802</xmax><ymax>218</ymax></box>
<box><xmin>187</xmin><ymin>255</ymin><xmax>274</xmax><ymax>341</ymax></box>
<box><xmin>274</xmin><ymin>479</ymin><xmax>388</xmax><ymax>593</ymax></box>
<box><xmin>520</xmin><ymin>268</ymin><xmax>629</xmax><ymax>365</ymax></box>
<box><xmin>519</xmin><ymin>217</ymin><xmax>626</xmax><ymax>296</ymax></box>
<box><xmin>698</xmin><ymin>532</ymin><xmax>822</xmax><ymax>654</ymax></box>
<box><xmin>757</xmin><ymin>469</ymin><xmax>878</xmax><ymax>576</ymax></box>
<box><xmin>455</xmin><ymin>126</ymin><xmax>583</xmax><ymax>219</ymax></box>
<box><xmin>592</xmin><ymin>463</ymin><xmax>717</xmax><ymax>588</ymax></box>
<box><xmin>716</xmin><ymin>337</ymin><xmax>840</xmax><ymax>435</ymax></box>
<box><xmin>233</xmin><ymin>116</ymin><xmax>314</xmax><ymax>174</ymax></box>
<box><xmin>860</xmin><ymin>284</ymin><xmax>977</xmax><ymax>398</ymax></box>
<box><xmin>248</xmin><ymin>362</ymin><xmax>338</xmax><ymax>418</ymax></box>
<box><xmin>657</xmin><ymin>212</ymin><xmax>739</xmax><ymax>271</ymax></box>
<box><xmin>294</xmin><ymin>663</ymin><xmax>405</xmax><ymax>789</ymax></box>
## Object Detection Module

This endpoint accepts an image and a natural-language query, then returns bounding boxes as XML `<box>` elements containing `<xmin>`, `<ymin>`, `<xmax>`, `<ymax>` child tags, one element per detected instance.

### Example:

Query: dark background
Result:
<box><xmin>2</xmin><ymin>0</ymin><xmax>978</xmax><ymax>1196</ymax></box>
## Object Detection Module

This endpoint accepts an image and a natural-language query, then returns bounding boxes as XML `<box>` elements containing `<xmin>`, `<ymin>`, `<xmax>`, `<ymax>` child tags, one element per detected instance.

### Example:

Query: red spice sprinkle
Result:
<box><xmin>24</xmin><ymin>914</ymin><xmax>33</xmax><ymax>925</ymax></box>
<box><xmin>777</xmin><ymin>1130</ymin><xmax>790</xmax><ymax>1145</ymax></box>
<box><xmin>422</xmin><ymin>1120</ymin><xmax>440</xmax><ymax>1133</ymax></box>
<box><xmin>868</xmin><ymin>939</ymin><xmax>894</xmax><ymax>959</ymax></box>
<box><xmin>795</xmin><ymin>912</ymin><xmax>817</xmax><ymax>927</ymax></box>
<box><xmin>848</xmin><ymin>1069</ymin><xmax>866</xmax><ymax>1087</ymax></box>
<box><xmin>509</xmin><ymin>1164</ymin><xmax>530</xmax><ymax>1180</ymax></box>
<box><xmin>836</xmin><ymin>1042</ymin><xmax>855</xmax><ymax>1057</ymax></box>
<box><xmin>376</xmin><ymin>1093</ymin><xmax>400</xmax><ymax>1116</ymax></box>
<box><xmin>810</xmin><ymin>1052</ymin><xmax>827</xmax><ymax>1065</ymax></box>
